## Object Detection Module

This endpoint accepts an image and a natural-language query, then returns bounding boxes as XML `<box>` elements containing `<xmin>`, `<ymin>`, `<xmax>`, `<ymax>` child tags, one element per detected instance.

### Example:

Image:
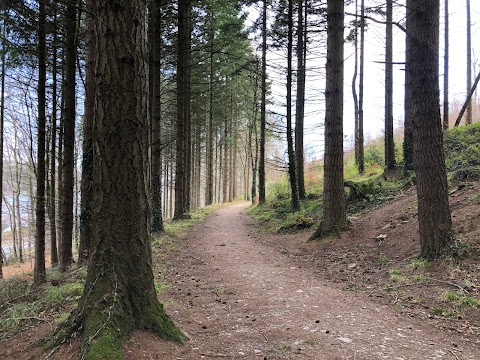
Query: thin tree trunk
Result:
<box><xmin>185</xmin><ymin>18</ymin><xmax>192</xmax><ymax>213</ymax></box>
<box><xmin>228</xmin><ymin>104</ymin><xmax>234</xmax><ymax>202</ymax></box>
<box><xmin>216</xmin><ymin>131</ymin><xmax>221</xmax><ymax>203</ymax></box>
<box><xmin>286</xmin><ymin>0</ymin><xmax>300</xmax><ymax>211</ymax></box>
<box><xmin>466</xmin><ymin>0</ymin><xmax>472</xmax><ymax>124</ymax></box>
<box><xmin>195</xmin><ymin>119</ymin><xmax>201</xmax><ymax>208</ymax></box>
<box><xmin>384</xmin><ymin>0</ymin><xmax>395</xmax><ymax>169</ymax></box>
<box><xmin>14</xmin><ymin>149</ymin><xmax>23</xmax><ymax>263</ymax></box>
<box><xmin>403</xmin><ymin>0</ymin><xmax>414</xmax><ymax>172</ymax></box>
<box><xmin>454</xmin><ymin>69</ymin><xmax>480</xmax><ymax>127</ymax></box>
<box><xmin>60</xmin><ymin>0</ymin><xmax>77</xmax><ymax>271</ymax></box>
<box><xmin>223</xmin><ymin>115</ymin><xmax>228</xmax><ymax>202</ymax></box>
<box><xmin>34</xmin><ymin>0</ymin><xmax>47</xmax><ymax>283</ymax></box>
<box><xmin>258</xmin><ymin>0</ymin><xmax>267</xmax><ymax>205</ymax></box>
<box><xmin>352</xmin><ymin>0</ymin><xmax>359</xmax><ymax>166</ymax></box>
<box><xmin>57</xmin><ymin>62</ymin><xmax>64</xmax><ymax>245</ymax></box>
<box><xmin>206</xmin><ymin>12</ymin><xmax>214</xmax><ymax>206</ymax></box>
<box><xmin>295</xmin><ymin>0</ymin><xmax>306</xmax><ymax>200</ymax></box>
<box><xmin>443</xmin><ymin>0</ymin><xmax>449</xmax><ymax>130</ymax></box>
<box><xmin>0</xmin><ymin>4</ymin><xmax>5</xmax><ymax>278</ymax></box>
<box><xmin>174</xmin><ymin>0</ymin><xmax>190</xmax><ymax>219</ymax></box>
<box><xmin>49</xmin><ymin>6</ymin><xmax>58</xmax><ymax>267</ymax></box>
<box><xmin>232</xmin><ymin>118</ymin><xmax>238</xmax><ymax>200</ymax></box>
<box><xmin>150</xmin><ymin>0</ymin><xmax>164</xmax><ymax>233</ymax></box>
<box><xmin>79</xmin><ymin>0</ymin><xmax>94</xmax><ymax>265</ymax></box>
<box><xmin>169</xmin><ymin>154</ymin><xmax>174</xmax><ymax>217</ymax></box>
<box><xmin>358</xmin><ymin>0</ymin><xmax>365</xmax><ymax>173</ymax></box>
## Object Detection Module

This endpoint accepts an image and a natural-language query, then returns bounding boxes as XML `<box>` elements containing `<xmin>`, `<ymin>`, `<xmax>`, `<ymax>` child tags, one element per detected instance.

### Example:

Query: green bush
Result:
<box><xmin>445</xmin><ymin>122</ymin><xmax>480</xmax><ymax>172</ymax></box>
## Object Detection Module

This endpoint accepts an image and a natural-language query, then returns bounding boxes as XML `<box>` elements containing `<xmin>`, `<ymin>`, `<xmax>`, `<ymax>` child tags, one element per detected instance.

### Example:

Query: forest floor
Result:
<box><xmin>1</xmin><ymin>184</ymin><xmax>480</xmax><ymax>359</ymax></box>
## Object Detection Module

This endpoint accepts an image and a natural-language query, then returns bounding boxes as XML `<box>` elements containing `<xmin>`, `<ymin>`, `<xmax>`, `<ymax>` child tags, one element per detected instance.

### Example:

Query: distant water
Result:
<box><xmin>1</xmin><ymin>194</ymin><xmax>32</xmax><ymax>257</ymax></box>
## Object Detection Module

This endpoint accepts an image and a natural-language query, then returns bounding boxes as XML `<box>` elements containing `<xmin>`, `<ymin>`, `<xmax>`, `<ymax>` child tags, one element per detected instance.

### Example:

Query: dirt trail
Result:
<box><xmin>126</xmin><ymin>202</ymin><xmax>480</xmax><ymax>360</ymax></box>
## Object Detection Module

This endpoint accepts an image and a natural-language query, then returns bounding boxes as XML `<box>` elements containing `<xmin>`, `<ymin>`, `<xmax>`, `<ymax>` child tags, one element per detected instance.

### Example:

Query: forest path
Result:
<box><xmin>126</xmin><ymin>202</ymin><xmax>479</xmax><ymax>360</ymax></box>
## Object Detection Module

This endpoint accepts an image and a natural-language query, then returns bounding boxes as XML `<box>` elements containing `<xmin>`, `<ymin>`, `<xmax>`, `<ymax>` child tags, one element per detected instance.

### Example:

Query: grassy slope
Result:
<box><xmin>249</xmin><ymin>122</ymin><xmax>480</xmax><ymax>234</ymax></box>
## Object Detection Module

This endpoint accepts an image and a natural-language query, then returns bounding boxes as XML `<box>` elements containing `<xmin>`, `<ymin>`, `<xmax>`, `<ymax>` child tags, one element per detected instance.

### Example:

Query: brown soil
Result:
<box><xmin>1</xmin><ymin>185</ymin><xmax>480</xmax><ymax>359</ymax></box>
<box><xmin>1</xmin><ymin>254</ymin><xmax>52</xmax><ymax>280</ymax></box>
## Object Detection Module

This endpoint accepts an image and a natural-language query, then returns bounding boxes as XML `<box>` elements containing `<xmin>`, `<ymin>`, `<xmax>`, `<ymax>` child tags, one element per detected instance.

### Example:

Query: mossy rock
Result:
<box><xmin>344</xmin><ymin>180</ymin><xmax>376</xmax><ymax>200</ymax></box>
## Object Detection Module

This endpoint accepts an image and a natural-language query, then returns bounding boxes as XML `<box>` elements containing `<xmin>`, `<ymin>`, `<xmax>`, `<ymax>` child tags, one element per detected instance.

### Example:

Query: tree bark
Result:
<box><xmin>60</xmin><ymin>0</ymin><xmax>77</xmax><ymax>271</ymax></box>
<box><xmin>358</xmin><ymin>0</ymin><xmax>365</xmax><ymax>173</ymax></box>
<box><xmin>205</xmin><ymin>10</ymin><xmax>214</xmax><ymax>206</ymax></box>
<box><xmin>49</xmin><ymin>1</ymin><xmax>185</xmax><ymax>357</ymax></box>
<box><xmin>258</xmin><ymin>0</ymin><xmax>267</xmax><ymax>206</ymax></box>
<box><xmin>174</xmin><ymin>0</ymin><xmax>190</xmax><ymax>219</ymax></box>
<box><xmin>352</xmin><ymin>0</ymin><xmax>359</xmax><ymax>166</ymax></box>
<box><xmin>443</xmin><ymin>0</ymin><xmax>449</xmax><ymax>130</ymax></box>
<box><xmin>49</xmin><ymin>6</ymin><xmax>59</xmax><ymax>267</ymax></box>
<box><xmin>79</xmin><ymin>0</ymin><xmax>94</xmax><ymax>265</ymax></box>
<box><xmin>403</xmin><ymin>0</ymin><xmax>414</xmax><ymax>172</ymax></box>
<box><xmin>286</xmin><ymin>0</ymin><xmax>300</xmax><ymax>211</ymax></box>
<box><xmin>466</xmin><ymin>0</ymin><xmax>472</xmax><ymax>124</ymax></box>
<box><xmin>0</xmin><ymin>4</ymin><xmax>6</xmax><ymax>278</ymax></box>
<box><xmin>410</xmin><ymin>0</ymin><xmax>453</xmax><ymax>258</ymax></box>
<box><xmin>310</xmin><ymin>0</ymin><xmax>345</xmax><ymax>239</ymax></box>
<box><xmin>34</xmin><ymin>0</ymin><xmax>47</xmax><ymax>284</ymax></box>
<box><xmin>295</xmin><ymin>0</ymin><xmax>306</xmax><ymax>199</ymax></box>
<box><xmin>384</xmin><ymin>0</ymin><xmax>395</xmax><ymax>169</ymax></box>
<box><xmin>150</xmin><ymin>0</ymin><xmax>164</xmax><ymax>233</ymax></box>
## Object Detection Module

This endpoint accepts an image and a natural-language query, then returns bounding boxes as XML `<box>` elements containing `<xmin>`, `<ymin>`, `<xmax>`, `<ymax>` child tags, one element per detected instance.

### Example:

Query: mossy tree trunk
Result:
<box><xmin>50</xmin><ymin>1</ymin><xmax>185</xmax><ymax>358</ymax></box>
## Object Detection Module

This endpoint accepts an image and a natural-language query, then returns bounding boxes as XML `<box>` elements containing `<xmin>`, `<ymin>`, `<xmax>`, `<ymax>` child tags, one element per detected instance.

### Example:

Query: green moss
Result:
<box><xmin>44</xmin><ymin>283</ymin><xmax>83</xmax><ymax>305</ymax></box>
<box><xmin>84</xmin><ymin>329</ymin><xmax>123</xmax><ymax>360</ymax></box>
<box><xmin>140</xmin><ymin>303</ymin><xmax>186</xmax><ymax>343</ymax></box>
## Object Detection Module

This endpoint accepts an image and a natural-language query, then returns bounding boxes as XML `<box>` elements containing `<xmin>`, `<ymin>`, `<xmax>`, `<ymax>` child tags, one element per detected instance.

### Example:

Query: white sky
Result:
<box><xmin>249</xmin><ymin>1</ymin><xmax>480</xmax><ymax>160</ymax></box>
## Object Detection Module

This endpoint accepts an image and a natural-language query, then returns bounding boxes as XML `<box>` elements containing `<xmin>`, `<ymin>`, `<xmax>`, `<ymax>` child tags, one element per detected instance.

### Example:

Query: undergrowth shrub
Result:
<box><xmin>445</xmin><ymin>122</ymin><xmax>480</xmax><ymax>173</ymax></box>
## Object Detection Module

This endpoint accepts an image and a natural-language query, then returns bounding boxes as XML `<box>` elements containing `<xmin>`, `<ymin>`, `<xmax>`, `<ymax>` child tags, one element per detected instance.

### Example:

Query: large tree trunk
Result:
<box><xmin>150</xmin><ymin>0</ymin><xmax>164</xmax><ymax>233</ymax></box>
<box><xmin>310</xmin><ymin>0</ymin><xmax>345</xmax><ymax>239</ymax></box>
<box><xmin>60</xmin><ymin>0</ymin><xmax>77</xmax><ymax>271</ymax></box>
<box><xmin>410</xmin><ymin>0</ymin><xmax>453</xmax><ymax>258</ymax></box>
<box><xmin>286</xmin><ymin>0</ymin><xmax>300</xmax><ymax>212</ymax></box>
<box><xmin>295</xmin><ymin>0</ymin><xmax>306</xmax><ymax>200</ymax></box>
<box><xmin>79</xmin><ymin>0</ymin><xmax>94</xmax><ymax>265</ymax></box>
<box><xmin>49</xmin><ymin>1</ymin><xmax>184</xmax><ymax>357</ymax></box>
<box><xmin>258</xmin><ymin>0</ymin><xmax>267</xmax><ymax>206</ymax></box>
<box><xmin>34</xmin><ymin>0</ymin><xmax>47</xmax><ymax>284</ymax></box>
<box><xmin>384</xmin><ymin>0</ymin><xmax>395</xmax><ymax>169</ymax></box>
<box><xmin>443</xmin><ymin>0</ymin><xmax>449</xmax><ymax>130</ymax></box>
